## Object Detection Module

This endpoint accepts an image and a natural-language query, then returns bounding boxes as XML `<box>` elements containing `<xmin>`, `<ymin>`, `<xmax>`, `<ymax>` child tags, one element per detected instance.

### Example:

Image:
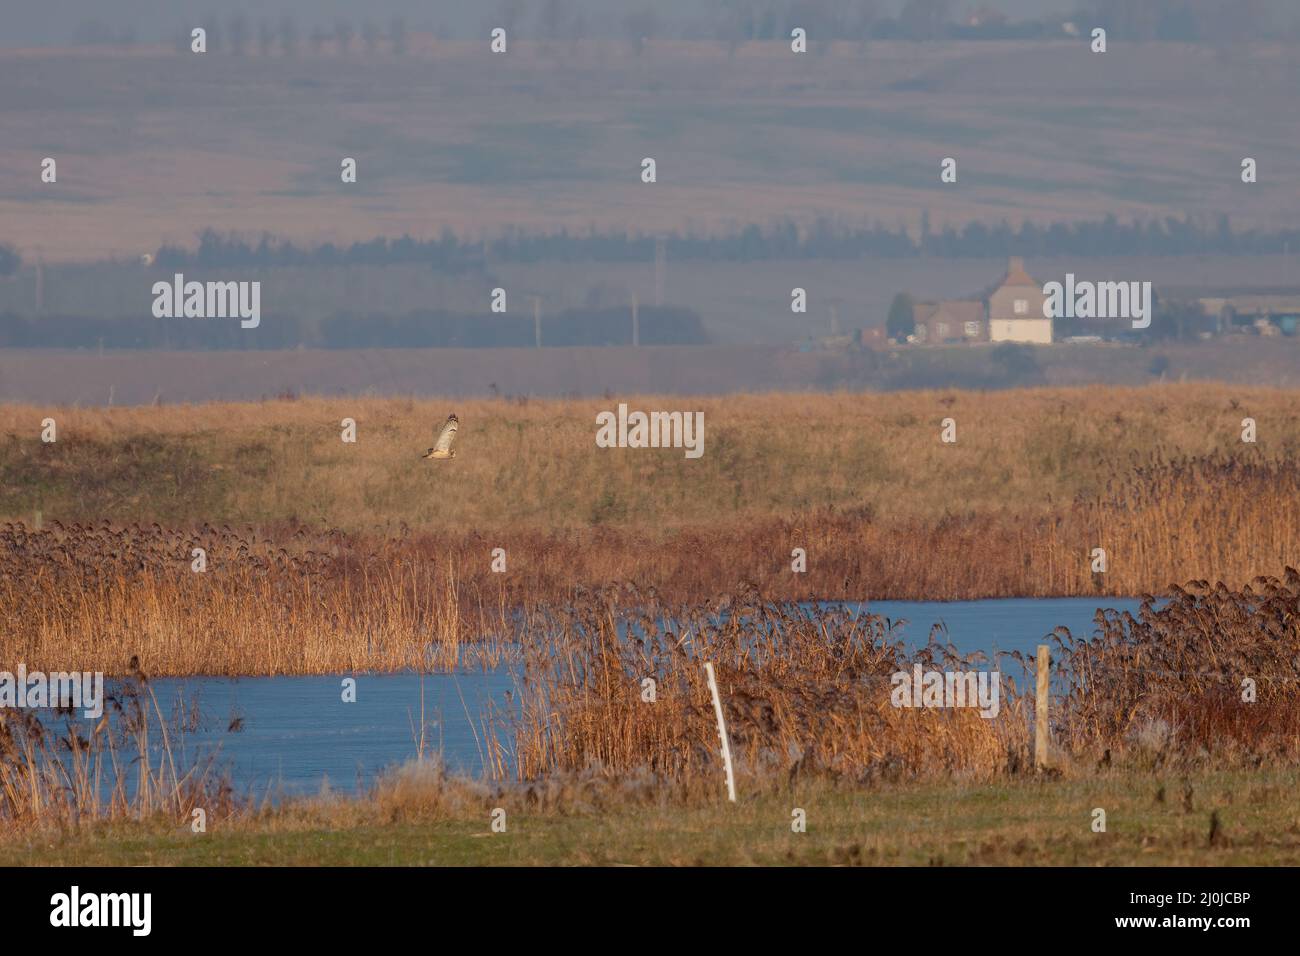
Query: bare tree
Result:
<box><xmin>493</xmin><ymin>1</ymin><xmax>526</xmax><ymax>37</ymax></box>
<box><xmin>334</xmin><ymin>20</ymin><xmax>355</xmax><ymax>55</ymax></box>
<box><xmin>389</xmin><ymin>17</ymin><xmax>408</xmax><ymax>55</ymax></box>
<box><xmin>1088</xmin><ymin>0</ymin><xmax>1158</xmax><ymax>38</ymax></box>
<box><xmin>201</xmin><ymin>18</ymin><xmax>222</xmax><ymax>53</ymax></box>
<box><xmin>899</xmin><ymin>0</ymin><xmax>953</xmax><ymax>40</ymax></box>
<box><xmin>538</xmin><ymin>0</ymin><xmax>570</xmax><ymax>41</ymax></box>
<box><xmin>625</xmin><ymin>7</ymin><xmax>658</xmax><ymax>54</ymax></box>
<box><xmin>277</xmin><ymin>16</ymin><xmax>298</xmax><ymax>56</ymax></box>
<box><xmin>0</xmin><ymin>243</ymin><xmax>21</xmax><ymax>278</ymax></box>
<box><xmin>1191</xmin><ymin>0</ymin><xmax>1270</xmax><ymax>51</ymax></box>
<box><xmin>257</xmin><ymin>19</ymin><xmax>275</xmax><ymax>57</ymax></box>
<box><xmin>854</xmin><ymin>0</ymin><xmax>882</xmax><ymax>39</ymax></box>
<box><xmin>228</xmin><ymin>15</ymin><xmax>249</xmax><ymax>55</ymax></box>
<box><xmin>362</xmin><ymin>21</ymin><xmax>380</xmax><ymax>55</ymax></box>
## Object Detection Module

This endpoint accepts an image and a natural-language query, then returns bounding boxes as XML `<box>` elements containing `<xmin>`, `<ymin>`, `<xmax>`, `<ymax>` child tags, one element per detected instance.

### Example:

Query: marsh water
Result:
<box><xmin>123</xmin><ymin>597</ymin><xmax>1145</xmax><ymax>797</ymax></box>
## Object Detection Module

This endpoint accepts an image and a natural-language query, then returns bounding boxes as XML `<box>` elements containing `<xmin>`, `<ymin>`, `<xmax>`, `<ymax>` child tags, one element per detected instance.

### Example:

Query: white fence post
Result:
<box><xmin>1035</xmin><ymin>644</ymin><xmax>1051</xmax><ymax>771</ymax></box>
<box><xmin>703</xmin><ymin>661</ymin><xmax>737</xmax><ymax>802</ymax></box>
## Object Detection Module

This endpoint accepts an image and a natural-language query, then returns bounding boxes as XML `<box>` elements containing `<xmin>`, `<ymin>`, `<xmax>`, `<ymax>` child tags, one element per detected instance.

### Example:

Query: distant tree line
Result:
<box><xmin>1081</xmin><ymin>0</ymin><xmax>1281</xmax><ymax>43</ymax></box>
<box><xmin>166</xmin><ymin>16</ymin><xmax>408</xmax><ymax>56</ymax></box>
<box><xmin>682</xmin><ymin>0</ymin><xmax>1286</xmax><ymax>44</ymax></box>
<box><xmin>716</xmin><ymin>0</ymin><xmax>1289</xmax><ymax>44</ymax></box>
<box><xmin>0</xmin><ymin>244</ymin><xmax>19</xmax><ymax>277</ymax></box>
<box><xmin>0</xmin><ymin>306</ymin><xmax>707</xmax><ymax>350</ymax></box>
<box><xmin>64</xmin><ymin>0</ymin><xmax>1291</xmax><ymax>51</ymax></box>
<box><xmin>714</xmin><ymin>0</ymin><xmax>1013</xmax><ymax>43</ymax></box>
<box><xmin>154</xmin><ymin>215</ymin><xmax>1300</xmax><ymax>273</ymax></box>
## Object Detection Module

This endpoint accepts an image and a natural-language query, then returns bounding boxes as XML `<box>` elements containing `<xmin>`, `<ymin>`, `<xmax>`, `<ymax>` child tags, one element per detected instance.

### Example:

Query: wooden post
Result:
<box><xmin>33</xmin><ymin>510</ymin><xmax>42</xmax><ymax>530</ymax></box>
<box><xmin>1035</xmin><ymin>643</ymin><xmax>1050</xmax><ymax>770</ymax></box>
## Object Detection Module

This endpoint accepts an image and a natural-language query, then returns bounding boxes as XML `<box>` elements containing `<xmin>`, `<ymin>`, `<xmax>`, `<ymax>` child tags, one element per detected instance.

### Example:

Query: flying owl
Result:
<box><xmin>422</xmin><ymin>413</ymin><xmax>459</xmax><ymax>460</ymax></box>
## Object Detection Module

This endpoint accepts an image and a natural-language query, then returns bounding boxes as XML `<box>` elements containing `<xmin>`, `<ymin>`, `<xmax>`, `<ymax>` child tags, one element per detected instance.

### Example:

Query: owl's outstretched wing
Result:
<box><xmin>434</xmin><ymin>414</ymin><xmax>459</xmax><ymax>454</ymax></box>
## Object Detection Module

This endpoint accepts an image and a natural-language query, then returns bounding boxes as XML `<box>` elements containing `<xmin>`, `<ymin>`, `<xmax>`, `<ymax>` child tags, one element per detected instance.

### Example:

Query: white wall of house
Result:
<box><xmin>989</xmin><ymin>318</ymin><xmax>1053</xmax><ymax>344</ymax></box>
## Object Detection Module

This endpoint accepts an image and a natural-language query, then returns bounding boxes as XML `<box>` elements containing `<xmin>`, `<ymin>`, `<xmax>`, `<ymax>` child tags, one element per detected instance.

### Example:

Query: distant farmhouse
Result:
<box><xmin>906</xmin><ymin>257</ymin><xmax>1052</xmax><ymax>346</ymax></box>
<box><xmin>873</xmin><ymin>265</ymin><xmax>1300</xmax><ymax>351</ymax></box>
<box><xmin>986</xmin><ymin>257</ymin><xmax>1051</xmax><ymax>344</ymax></box>
<box><xmin>911</xmin><ymin>300</ymin><xmax>985</xmax><ymax>344</ymax></box>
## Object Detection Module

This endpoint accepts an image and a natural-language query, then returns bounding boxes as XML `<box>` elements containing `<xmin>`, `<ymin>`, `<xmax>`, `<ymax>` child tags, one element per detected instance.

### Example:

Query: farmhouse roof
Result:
<box><xmin>999</xmin><ymin>256</ymin><xmax>1036</xmax><ymax>288</ymax></box>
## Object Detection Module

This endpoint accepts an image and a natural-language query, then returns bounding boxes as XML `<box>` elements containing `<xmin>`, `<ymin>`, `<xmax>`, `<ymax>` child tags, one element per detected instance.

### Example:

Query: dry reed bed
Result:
<box><xmin>506</xmin><ymin>573</ymin><xmax>1300</xmax><ymax>788</ymax></box>
<box><xmin>1053</xmin><ymin>569</ymin><xmax>1300</xmax><ymax>761</ymax></box>
<box><xmin>507</xmin><ymin>589</ymin><xmax>1028</xmax><ymax>783</ymax></box>
<box><xmin>0</xmin><ymin>520</ymin><xmax>505</xmax><ymax>674</ymax></box>
<box><xmin>2</xmin><ymin>448</ymin><xmax>1299</xmax><ymax>675</ymax></box>
<box><xmin>5</xmin><ymin>573</ymin><xmax>1296</xmax><ymax>833</ymax></box>
<box><xmin>0</xmin><ymin>676</ymin><xmax>235</xmax><ymax>829</ymax></box>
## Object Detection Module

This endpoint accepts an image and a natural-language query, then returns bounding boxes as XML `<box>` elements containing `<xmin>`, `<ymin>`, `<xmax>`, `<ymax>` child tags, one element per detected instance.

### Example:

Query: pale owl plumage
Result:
<box><xmin>423</xmin><ymin>414</ymin><xmax>459</xmax><ymax>460</ymax></box>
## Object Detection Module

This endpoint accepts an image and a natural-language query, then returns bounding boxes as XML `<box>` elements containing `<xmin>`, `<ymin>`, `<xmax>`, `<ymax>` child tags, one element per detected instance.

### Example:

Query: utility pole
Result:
<box><xmin>531</xmin><ymin>296</ymin><xmax>542</xmax><ymax>348</ymax></box>
<box><xmin>35</xmin><ymin>253</ymin><xmax>44</xmax><ymax>317</ymax></box>
<box><xmin>631</xmin><ymin>292</ymin><xmax>639</xmax><ymax>347</ymax></box>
